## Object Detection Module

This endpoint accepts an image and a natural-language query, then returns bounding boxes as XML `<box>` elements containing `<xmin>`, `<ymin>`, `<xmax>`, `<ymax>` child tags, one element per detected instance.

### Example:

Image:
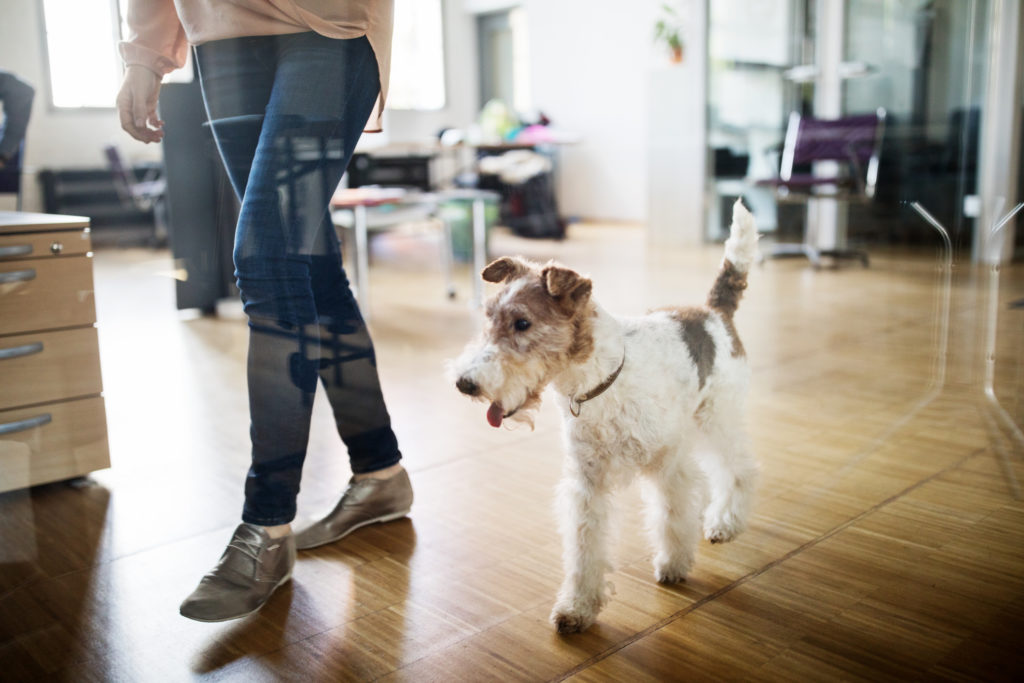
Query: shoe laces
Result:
<box><xmin>228</xmin><ymin>525</ymin><xmax>269</xmax><ymax>561</ymax></box>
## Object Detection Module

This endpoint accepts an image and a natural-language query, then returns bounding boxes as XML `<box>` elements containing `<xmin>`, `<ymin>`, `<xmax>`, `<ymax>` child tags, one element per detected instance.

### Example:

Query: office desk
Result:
<box><xmin>330</xmin><ymin>187</ymin><xmax>498</xmax><ymax>318</ymax></box>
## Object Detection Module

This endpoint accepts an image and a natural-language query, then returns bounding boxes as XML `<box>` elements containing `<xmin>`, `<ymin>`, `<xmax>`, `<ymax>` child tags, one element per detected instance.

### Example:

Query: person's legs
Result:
<box><xmin>182</xmin><ymin>33</ymin><xmax>402</xmax><ymax>621</ymax></box>
<box><xmin>309</xmin><ymin>219</ymin><xmax>401</xmax><ymax>475</ymax></box>
<box><xmin>288</xmin><ymin>189</ymin><xmax>413</xmax><ymax>552</ymax></box>
<box><xmin>198</xmin><ymin>33</ymin><xmax>400</xmax><ymax>527</ymax></box>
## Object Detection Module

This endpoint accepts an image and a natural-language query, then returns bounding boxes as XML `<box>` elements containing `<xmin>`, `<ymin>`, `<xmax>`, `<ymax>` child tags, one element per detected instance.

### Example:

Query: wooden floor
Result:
<box><xmin>2</xmin><ymin>222</ymin><xmax>1023</xmax><ymax>681</ymax></box>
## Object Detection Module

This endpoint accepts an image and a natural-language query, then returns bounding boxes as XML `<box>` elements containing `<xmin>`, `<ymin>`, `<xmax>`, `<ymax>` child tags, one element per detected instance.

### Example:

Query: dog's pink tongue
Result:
<box><xmin>486</xmin><ymin>402</ymin><xmax>503</xmax><ymax>428</ymax></box>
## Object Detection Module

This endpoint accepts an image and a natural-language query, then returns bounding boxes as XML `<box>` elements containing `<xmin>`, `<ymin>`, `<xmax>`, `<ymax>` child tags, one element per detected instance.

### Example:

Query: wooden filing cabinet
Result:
<box><xmin>0</xmin><ymin>211</ymin><xmax>110</xmax><ymax>492</ymax></box>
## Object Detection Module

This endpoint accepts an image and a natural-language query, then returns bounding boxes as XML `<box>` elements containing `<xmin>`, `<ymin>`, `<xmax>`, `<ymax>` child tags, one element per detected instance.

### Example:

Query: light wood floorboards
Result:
<box><xmin>1</xmin><ymin>223</ymin><xmax>1022</xmax><ymax>681</ymax></box>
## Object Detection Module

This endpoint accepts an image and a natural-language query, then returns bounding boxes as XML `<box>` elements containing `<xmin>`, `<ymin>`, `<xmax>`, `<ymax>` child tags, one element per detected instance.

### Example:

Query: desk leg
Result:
<box><xmin>440</xmin><ymin>217</ymin><xmax>456</xmax><ymax>299</ymax></box>
<box><xmin>471</xmin><ymin>198</ymin><xmax>487</xmax><ymax>309</ymax></box>
<box><xmin>354</xmin><ymin>204</ymin><xmax>370</xmax><ymax>320</ymax></box>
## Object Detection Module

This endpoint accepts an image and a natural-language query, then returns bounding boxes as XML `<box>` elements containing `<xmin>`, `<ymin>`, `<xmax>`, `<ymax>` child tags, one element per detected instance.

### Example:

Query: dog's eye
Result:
<box><xmin>514</xmin><ymin>318</ymin><xmax>531</xmax><ymax>332</ymax></box>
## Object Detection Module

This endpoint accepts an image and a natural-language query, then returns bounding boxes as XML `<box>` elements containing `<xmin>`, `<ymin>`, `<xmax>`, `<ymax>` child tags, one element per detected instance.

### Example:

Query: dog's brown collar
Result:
<box><xmin>569</xmin><ymin>353</ymin><xmax>626</xmax><ymax>417</ymax></box>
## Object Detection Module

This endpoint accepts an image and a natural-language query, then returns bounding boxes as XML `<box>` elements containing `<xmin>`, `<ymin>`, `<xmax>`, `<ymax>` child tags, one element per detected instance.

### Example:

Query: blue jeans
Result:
<box><xmin>195</xmin><ymin>33</ymin><xmax>401</xmax><ymax>526</ymax></box>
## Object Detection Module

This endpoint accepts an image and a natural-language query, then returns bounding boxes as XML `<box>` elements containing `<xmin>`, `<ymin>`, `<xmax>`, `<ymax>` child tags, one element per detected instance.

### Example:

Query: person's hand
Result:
<box><xmin>116</xmin><ymin>65</ymin><xmax>165</xmax><ymax>143</ymax></box>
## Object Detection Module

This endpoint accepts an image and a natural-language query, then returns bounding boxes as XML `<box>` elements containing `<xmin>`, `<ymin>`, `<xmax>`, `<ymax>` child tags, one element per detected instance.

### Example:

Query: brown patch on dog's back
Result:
<box><xmin>665</xmin><ymin>307</ymin><xmax>715</xmax><ymax>389</ymax></box>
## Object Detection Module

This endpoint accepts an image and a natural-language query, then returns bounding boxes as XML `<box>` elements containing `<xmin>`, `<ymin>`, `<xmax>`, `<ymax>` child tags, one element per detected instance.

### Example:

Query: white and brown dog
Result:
<box><xmin>452</xmin><ymin>201</ymin><xmax>760</xmax><ymax>633</ymax></box>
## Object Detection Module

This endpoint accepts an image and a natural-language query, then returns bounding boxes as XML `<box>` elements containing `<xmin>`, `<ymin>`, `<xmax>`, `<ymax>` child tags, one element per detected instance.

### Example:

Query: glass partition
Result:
<box><xmin>706</xmin><ymin>0</ymin><xmax>1023</xmax><ymax>524</ymax></box>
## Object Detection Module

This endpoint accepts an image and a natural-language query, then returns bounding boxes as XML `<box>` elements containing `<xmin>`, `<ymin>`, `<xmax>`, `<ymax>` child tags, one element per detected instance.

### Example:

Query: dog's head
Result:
<box><xmin>451</xmin><ymin>256</ymin><xmax>595</xmax><ymax>428</ymax></box>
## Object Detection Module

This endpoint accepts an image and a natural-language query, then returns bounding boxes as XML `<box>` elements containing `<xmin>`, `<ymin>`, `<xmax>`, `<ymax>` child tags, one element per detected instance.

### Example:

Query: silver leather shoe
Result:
<box><xmin>294</xmin><ymin>468</ymin><xmax>413</xmax><ymax>550</ymax></box>
<box><xmin>179</xmin><ymin>523</ymin><xmax>295</xmax><ymax>622</ymax></box>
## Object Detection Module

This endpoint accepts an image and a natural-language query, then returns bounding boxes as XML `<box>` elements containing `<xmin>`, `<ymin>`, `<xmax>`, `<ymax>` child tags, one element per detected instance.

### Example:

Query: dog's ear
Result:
<box><xmin>542</xmin><ymin>264</ymin><xmax>592</xmax><ymax>313</ymax></box>
<box><xmin>482</xmin><ymin>256</ymin><xmax>529</xmax><ymax>283</ymax></box>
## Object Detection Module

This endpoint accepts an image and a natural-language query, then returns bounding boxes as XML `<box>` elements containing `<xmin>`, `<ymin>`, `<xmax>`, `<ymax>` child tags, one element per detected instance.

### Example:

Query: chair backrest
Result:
<box><xmin>104</xmin><ymin>145</ymin><xmax>139</xmax><ymax>191</ymax></box>
<box><xmin>780</xmin><ymin>108</ymin><xmax>887</xmax><ymax>195</ymax></box>
<box><xmin>0</xmin><ymin>141</ymin><xmax>22</xmax><ymax>187</ymax></box>
<box><xmin>0</xmin><ymin>141</ymin><xmax>24</xmax><ymax>209</ymax></box>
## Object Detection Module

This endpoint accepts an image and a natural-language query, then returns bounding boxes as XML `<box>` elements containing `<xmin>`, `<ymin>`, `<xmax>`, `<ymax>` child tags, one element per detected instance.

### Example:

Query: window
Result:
<box><xmin>389</xmin><ymin>0</ymin><xmax>447</xmax><ymax>110</ymax></box>
<box><xmin>41</xmin><ymin>0</ymin><xmax>123</xmax><ymax>108</ymax></box>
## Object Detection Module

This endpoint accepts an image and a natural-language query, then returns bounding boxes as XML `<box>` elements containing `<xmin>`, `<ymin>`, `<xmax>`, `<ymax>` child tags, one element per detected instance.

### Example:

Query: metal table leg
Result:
<box><xmin>354</xmin><ymin>203</ymin><xmax>370</xmax><ymax>320</ymax></box>
<box><xmin>440</xmin><ymin>215</ymin><xmax>456</xmax><ymax>299</ymax></box>
<box><xmin>471</xmin><ymin>197</ymin><xmax>487</xmax><ymax>308</ymax></box>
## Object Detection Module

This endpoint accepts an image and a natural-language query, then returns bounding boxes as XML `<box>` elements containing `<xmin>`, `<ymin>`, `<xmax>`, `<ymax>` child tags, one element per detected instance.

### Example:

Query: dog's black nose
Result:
<box><xmin>456</xmin><ymin>377</ymin><xmax>479</xmax><ymax>396</ymax></box>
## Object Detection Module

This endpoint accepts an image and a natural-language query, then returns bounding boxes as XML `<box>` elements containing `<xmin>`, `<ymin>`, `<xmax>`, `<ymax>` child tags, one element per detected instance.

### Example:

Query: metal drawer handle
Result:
<box><xmin>0</xmin><ymin>245</ymin><xmax>32</xmax><ymax>258</ymax></box>
<box><xmin>0</xmin><ymin>413</ymin><xmax>52</xmax><ymax>436</ymax></box>
<box><xmin>0</xmin><ymin>269</ymin><xmax>36</xmax><ymax>284</ymax></box>
<box><xmin>0</xmin><ymin>341</ymin><xmax>44</xmax><ymax>360</ymax></box>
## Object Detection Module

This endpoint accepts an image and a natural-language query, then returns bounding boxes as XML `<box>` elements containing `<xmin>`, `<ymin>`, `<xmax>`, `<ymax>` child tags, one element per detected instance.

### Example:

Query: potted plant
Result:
<box><xmin>654</xmin><ymin>3</ymin><xmax>684</xmax><ymax>63</ymax></box>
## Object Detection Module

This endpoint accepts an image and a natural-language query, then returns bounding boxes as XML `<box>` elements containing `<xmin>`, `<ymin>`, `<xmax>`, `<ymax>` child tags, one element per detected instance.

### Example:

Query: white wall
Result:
<box><xmin>522</xmin><ymin>0</ymin><xmax>703</xmax><ymax>223</ymax></box>
<box><xmin>524</xmin><ymin>0</ymin><xmax>653</xmax><ymax>222</ymax></box>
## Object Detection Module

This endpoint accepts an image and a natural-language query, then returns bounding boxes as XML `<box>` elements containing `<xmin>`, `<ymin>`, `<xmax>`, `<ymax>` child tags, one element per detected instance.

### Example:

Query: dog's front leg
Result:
<box><xmin>550</xmin><ymin>467</ymin><xmax>612</xmax><ymax>633</ymax></box>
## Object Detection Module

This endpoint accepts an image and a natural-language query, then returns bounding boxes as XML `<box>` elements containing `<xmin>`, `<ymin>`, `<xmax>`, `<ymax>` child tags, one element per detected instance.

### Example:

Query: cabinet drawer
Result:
<box><xmin>0</xmin><ymin>230</ymin><xmax>91</xmax><ymax>260</ymax></box>
<box><xmin>0</xmin><ymin>256</ymin><xmax>96</xmax><ymax>335</ymax></box>
<box><xmin>0</xmin><ymin>396</ymin><xmax>110</xmax><ymax>493</ymax></box>
<box><xmin>0</xmin><ymin>327</ymin><xmax>103</xmax><ymax>411</ymax></box>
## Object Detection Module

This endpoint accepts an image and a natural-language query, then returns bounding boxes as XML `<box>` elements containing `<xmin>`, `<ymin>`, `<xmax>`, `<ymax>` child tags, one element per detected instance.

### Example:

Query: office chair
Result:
<box><xmin>104</xmin><ymin>145</ymin><xmax>168</xmax><ymax>242</ymax></box>
<box><xmin>759</xmin><ymin>108</ymin><xmax>886</xmax><ymax>267</ymax></box>
<box><xmin>0</xmin><ymin>141</ymin><xmax>25</xmax><ymax>210</ymax></box>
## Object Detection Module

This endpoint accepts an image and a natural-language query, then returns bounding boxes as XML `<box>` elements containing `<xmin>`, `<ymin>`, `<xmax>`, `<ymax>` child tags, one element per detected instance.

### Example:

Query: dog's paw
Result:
<box><xmin>703</xmin><ymin>508</ymin><xmax>744</xmax><ymax>544</ymax></box>
<box><xmin>653</xmin><ymin>552</ymin><xmax>691</xmax><ymax>584</ymax></box>
<box><xmin>550</xmin><ymin>603</ymin><xmax>596</xmax><ymax>634</ymax></box>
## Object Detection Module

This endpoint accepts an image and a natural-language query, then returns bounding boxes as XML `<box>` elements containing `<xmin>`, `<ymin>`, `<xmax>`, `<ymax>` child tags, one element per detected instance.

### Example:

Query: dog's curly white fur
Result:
<box><xmin>452</xmin><ymin>200</ymin><xmax>760</xmax><ymax>633</ymax></box>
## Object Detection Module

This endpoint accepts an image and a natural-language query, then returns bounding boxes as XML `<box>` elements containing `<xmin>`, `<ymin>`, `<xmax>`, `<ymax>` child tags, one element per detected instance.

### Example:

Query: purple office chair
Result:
<box><xmin>759</xmin><ymin>107</ymin><xmax>886</xmax><ymax>267</ymax></box>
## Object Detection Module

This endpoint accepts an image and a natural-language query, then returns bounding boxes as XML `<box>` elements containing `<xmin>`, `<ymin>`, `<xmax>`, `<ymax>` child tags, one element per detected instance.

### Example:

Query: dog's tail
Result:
<box><xmin>707</xmin><ymin>200</ymin><xmax>758</xmax><ymax>319</ymax></box>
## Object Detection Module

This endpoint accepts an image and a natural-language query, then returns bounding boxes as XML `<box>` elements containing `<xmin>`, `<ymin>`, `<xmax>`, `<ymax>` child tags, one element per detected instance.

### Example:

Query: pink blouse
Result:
<box><xmin>119</xmin><ymin>0</ymin><xmax>393</xmax><ymax>132</ymax></box>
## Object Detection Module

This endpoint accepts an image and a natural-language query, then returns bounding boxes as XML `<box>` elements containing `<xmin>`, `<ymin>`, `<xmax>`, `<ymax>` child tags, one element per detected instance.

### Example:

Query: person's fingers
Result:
<box><xmin>116</xmin><ymin>67</ymin><xmax>164</xmax><ymax>143</ymax></box>
<box><xmin>117</xmin><ymin>83</ymin><xmax>148</xmax><ymax>141</ymax></box>
<box><xmin>117</xmin><ymin>97</ymin><xmax>151</xmax><ymax>142</ymax></box>
<box><xmin>118</xmin><ymin>100</ymin><xmax>162</xmax><ymax>143</ymax></box>
<box><xmin>115</xmin><ymin>85</ymin><xmax>136</xmax><ymax>135</ymax></box>
<box><xmin>133</xmin><ymin>99</ymin><xmax>148</xmax><ymax>130</ymax></box>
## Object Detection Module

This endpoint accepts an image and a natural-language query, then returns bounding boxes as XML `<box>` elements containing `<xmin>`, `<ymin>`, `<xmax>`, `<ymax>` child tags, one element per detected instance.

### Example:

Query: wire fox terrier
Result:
<box><xmin>453</xmin><ymin>201</ymin><xmax>760</xmax><ymax>633</ymax></box>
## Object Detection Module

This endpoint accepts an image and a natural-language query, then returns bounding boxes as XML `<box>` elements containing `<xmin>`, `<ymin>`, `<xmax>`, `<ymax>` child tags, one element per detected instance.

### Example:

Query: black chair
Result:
<box><xmin>0</xmin><ymin>141</ymin><xmax>24</xmax><ymax>210</ymax></box>
<box><xmin>758</xmin><ymin>108</ymin><xmax>887</xmax><ymax>267</ymax></box>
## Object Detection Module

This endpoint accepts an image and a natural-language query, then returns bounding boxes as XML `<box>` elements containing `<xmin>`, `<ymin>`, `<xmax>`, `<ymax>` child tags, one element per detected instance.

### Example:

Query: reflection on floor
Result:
<box><xmin>1</xmin><ymin>223</ymin><xmax>1023</xmax><ymax>680</ymax></box>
